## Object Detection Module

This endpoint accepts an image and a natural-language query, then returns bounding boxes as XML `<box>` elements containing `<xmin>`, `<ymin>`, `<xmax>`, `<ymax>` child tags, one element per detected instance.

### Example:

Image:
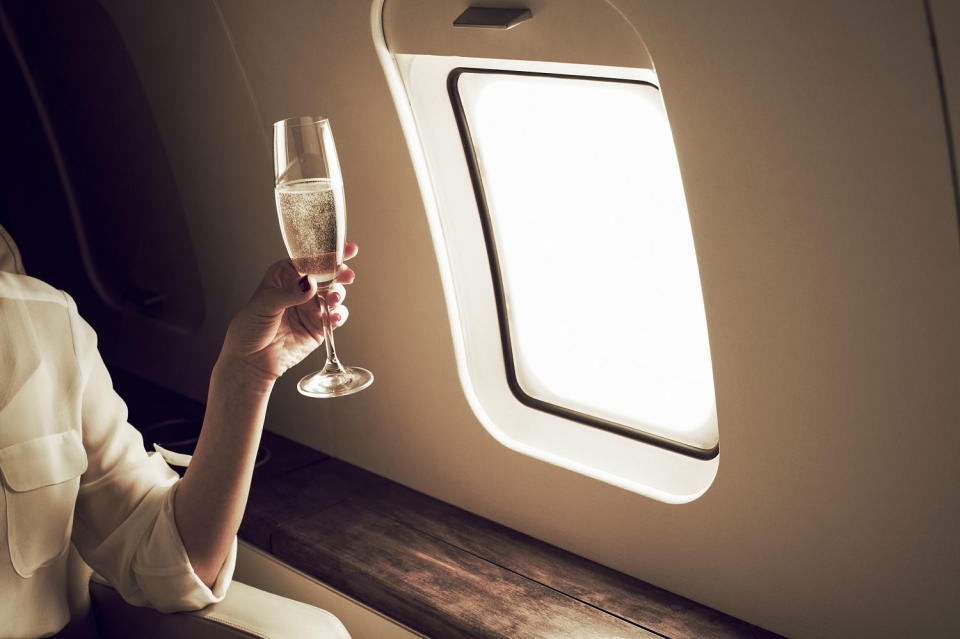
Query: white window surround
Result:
<box><xmin>372</xmin><ymin>8</ymin><xmax>719</xmax><ymax>503</ymax></box>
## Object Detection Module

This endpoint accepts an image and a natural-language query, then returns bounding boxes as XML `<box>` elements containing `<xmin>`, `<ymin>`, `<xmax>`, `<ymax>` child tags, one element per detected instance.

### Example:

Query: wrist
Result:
<box><xmin>212</xmin><ymin>355</ymin><xmax>276</xmax><ymax>397</ymax></box>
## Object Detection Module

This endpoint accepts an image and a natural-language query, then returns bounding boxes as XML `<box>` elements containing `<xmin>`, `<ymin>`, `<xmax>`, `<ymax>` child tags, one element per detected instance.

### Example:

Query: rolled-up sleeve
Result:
<box><xmin>66</xmin><ymin>295</ymin><xmax>235</xmax><ymax>612</ymax></box>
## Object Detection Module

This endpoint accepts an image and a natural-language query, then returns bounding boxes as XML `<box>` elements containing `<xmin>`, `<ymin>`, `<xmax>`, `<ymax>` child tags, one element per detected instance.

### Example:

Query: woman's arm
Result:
<box><xmin>174</xmin><ymin>244</ymin><xmax>357</xmax><ymax>587</ymax></box>
<box><xmin>172</xmin><ymin>360</ymin><xmax>273</xmax><ymax>586</ymax></box>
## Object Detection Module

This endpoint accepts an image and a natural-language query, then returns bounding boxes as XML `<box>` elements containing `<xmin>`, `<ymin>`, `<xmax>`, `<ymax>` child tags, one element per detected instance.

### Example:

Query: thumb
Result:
<box><xmin>250</xmin><ymin>274</ymin><xmax>315</xmax><ymax>317</ymax></box>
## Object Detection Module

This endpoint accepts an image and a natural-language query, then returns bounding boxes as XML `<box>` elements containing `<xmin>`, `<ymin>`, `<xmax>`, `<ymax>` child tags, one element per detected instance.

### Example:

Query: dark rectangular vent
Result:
<box><xmin>453</xmin><ymin>7</ymin><xmax>532</xmax><ymax>30</ymax></box>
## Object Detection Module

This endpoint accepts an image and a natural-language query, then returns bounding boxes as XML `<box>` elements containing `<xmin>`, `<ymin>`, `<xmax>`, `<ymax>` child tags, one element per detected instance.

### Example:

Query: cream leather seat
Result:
<box><xmin>90</xmin><ymin>579</ymin><xmax>350</xmax><ymax>639</ymax></box>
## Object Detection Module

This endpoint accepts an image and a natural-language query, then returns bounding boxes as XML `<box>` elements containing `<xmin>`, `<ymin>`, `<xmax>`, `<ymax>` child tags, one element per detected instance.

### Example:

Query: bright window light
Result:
<box><xmin>455</xmin><ymin>71</ymin><xmax>717</xmax><ymax>452</ymax></box>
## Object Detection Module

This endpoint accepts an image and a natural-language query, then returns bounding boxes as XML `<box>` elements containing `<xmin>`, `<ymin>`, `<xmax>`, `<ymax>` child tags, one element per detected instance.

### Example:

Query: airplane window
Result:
<box><xmin>451</xmin><ymin>70</ymin><xmax>717</xmax><ymax>455</ymax></box>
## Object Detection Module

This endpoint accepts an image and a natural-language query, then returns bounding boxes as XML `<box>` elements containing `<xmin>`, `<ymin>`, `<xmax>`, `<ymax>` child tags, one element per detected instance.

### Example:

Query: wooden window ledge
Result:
<box><xmin>242</xmin><ymin>431</ymin><xmax>779</xmax><ymax>639</ymax></box>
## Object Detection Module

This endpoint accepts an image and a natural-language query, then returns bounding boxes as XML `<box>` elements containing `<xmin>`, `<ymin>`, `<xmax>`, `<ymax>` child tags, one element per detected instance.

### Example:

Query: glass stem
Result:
<box><xmin>317</xmin><ymin>288</ymin><xmax>346</xmax><ymax>375</ymax></box>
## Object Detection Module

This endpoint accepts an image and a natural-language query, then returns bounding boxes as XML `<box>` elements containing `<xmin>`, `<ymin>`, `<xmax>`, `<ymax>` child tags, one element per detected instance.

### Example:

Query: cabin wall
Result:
<box><xmin>31</xmin><ymin>1</ymin><xmax>959</xmax><ymax>637</ymax></box>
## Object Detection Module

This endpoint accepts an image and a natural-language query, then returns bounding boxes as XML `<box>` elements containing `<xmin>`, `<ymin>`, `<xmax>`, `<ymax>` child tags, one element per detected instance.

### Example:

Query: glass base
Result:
<box><xmin>297</xmin><ymin>367</ymin><xmax>374</xmax><ymax>398</ymax></box>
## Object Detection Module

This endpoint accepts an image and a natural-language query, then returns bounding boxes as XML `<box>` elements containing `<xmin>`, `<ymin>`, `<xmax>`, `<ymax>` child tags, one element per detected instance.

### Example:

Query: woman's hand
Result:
<box><xmin>218</xmin><ymin>242</ymin><xmax>358</xmax><ymax>385</ymax></box>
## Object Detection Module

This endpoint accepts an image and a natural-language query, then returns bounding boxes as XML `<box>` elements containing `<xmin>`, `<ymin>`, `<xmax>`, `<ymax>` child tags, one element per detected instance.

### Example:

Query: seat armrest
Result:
<box><xmin>90</xmin><ymin>580</ymin><xmax>350</xmax><ymax>639</ymax></box>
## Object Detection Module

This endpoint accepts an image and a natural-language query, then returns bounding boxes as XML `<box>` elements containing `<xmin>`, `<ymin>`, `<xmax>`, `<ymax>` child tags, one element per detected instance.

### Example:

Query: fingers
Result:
<box><xmin>253</xmin><ymin>259</ymin><xmax>300</xmax><ymax>297</ymax></box>
<box><xmin>249</xmin><ymin>270</ymin><xmax>316</xmax><ymax>317</ymax></box>
<box><xmin>328</xmin><ymin>303</ymin><xmax>349</xmax><ymax>329</ymax></box>
<box><xmin>299</xmin><ymin>300</ymin><xmax>349</xmax><ymax>341</ymax></box>
<box><xmin>335</xmin><ymin>265</ymin><xmax>355</xmax><ymax>285</ymax></box>
<box><xmin>324</xmin><ymin>282</ymin><xmax>347</xmax><ymax>306</ymax></box>
<box><xmin>344</xmin><ymin>241</ymin><xmax>359</xmax><ymax>261</ymax></box>
<box><xmin>335</xmin><ymin>242</ymin><xmax>358</xmax><ymax>284</ymax></box>
<box><xmin>252</xmin><ymin>240</ymin><xmax>357</xmax><ymax>316</ymax></box>
<box><xmin>318</xmin><ymin>285</ymin><xmax>348</xmax><ymax>329</ymax></box>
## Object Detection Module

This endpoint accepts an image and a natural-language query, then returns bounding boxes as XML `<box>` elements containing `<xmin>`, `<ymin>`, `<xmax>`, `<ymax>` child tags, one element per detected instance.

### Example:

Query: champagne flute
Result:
<box><xmin>273</xmin><ymin>116</ymin><xmax>373</xmax><ymax>397</ymax></box>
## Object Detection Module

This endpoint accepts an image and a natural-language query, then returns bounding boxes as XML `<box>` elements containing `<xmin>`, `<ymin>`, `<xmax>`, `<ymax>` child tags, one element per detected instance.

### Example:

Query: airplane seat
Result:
<box><xmin>89</xmin><ymin>579</ymin><xmax>351</xmax><ymax>639</ymax></box>
<box><xmin>46</xmin><ymin>533</ymin><xmax>351</xmax><ymax>639</ymax></box>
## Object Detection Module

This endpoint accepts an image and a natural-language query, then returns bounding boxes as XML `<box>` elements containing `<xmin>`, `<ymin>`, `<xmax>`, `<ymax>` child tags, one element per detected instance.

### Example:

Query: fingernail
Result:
<box><xmin>298</xmin><ymin>276</ymin><xmax>310</xmax><ymax>292</ymax></box>
<box><xmin>331</xmin><ymin>313</ymin><xmax>341</xmax><ymax>324</ymax></box>
<box><xmin>329</xmin><ymin>292</ymin><xmax>340</xmax><ymax>304</ymax></box>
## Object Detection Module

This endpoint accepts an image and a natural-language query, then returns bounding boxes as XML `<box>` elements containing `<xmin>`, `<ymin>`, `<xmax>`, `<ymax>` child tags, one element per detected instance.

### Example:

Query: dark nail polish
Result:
<box><xmin>299</xmin><ymin>276</ymin><xmax>310</xmax><ymax>292</ymax></box>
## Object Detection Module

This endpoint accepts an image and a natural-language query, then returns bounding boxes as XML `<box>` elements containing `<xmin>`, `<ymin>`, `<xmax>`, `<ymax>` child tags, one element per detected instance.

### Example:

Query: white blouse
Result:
<box><xmin>0</xmin><ymin>228</ymin><xmax>235</xmax><ymax>638</ymax></box>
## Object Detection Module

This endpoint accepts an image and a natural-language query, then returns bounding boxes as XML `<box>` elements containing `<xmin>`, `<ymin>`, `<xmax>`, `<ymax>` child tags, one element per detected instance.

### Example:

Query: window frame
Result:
<box><xmin>372</xmin><ymin>38</ymin><xmax>720</xmax><ymax>502</ymax></box>
<box><xmin>448</xmin><ymin>67</ymin><xmax>718</xmax><ymax>460</ymax></box>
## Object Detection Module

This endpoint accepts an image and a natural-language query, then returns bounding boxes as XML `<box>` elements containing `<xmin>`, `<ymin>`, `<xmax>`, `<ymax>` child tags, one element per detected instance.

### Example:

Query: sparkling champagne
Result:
<box><xmin>275</xmin><ymin>178</ymin><xmax>345</xmax><ymax>284</ymax></box>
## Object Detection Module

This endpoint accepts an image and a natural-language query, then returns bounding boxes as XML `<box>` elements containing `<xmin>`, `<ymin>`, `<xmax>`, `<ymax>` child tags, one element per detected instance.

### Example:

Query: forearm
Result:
<box><xmin>174</xmin><ymin>357</ymin><xmax>274</xmax><ymax>587</ymax></box>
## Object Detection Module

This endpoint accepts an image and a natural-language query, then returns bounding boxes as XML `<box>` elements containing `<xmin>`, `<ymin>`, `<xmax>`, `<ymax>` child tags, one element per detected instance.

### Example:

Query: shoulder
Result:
<box><xmin>0</xmin><ymin>273</ymin><xmax>85</xmax><ymax>426</ymax></box>
<box><xmin>0</xmin><ymin>271</ymin><xmax>72</xmax><ymax>308</ymax></box>
<box><xmin>0</xmin><ymin>271</ymin><xmax>89</xmax><ymax>365</ymax></box>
